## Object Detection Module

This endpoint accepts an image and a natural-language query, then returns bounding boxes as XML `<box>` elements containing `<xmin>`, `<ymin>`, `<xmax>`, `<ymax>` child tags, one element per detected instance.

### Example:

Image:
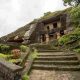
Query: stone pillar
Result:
<box><xmin>64</xmin><ymin>30</ymin><xmax>67</xmax><ymax>34</ymax></box>
<box><xmin>57</xmin><ymin>32</ymin><xmax>61</xmax><ymax>39</ymax></box>
<box><xmin>40</xmin><ymin>35</ymin><xmax>43</xmax><ymax>43</ymax></box>
<box><xmin>45</xmin><ymin>34</ymin><xmax>49</xmax><ymax>43</ymax></box>
<box><xmin>53</xmin><ymin>33</ymin><xmax>57</xmax><ymax>39</ymax></box>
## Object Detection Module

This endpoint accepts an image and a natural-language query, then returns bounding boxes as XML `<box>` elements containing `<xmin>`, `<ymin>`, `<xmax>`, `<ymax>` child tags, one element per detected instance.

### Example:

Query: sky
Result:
<box><xmin>0</xmin><ymin>0</ymin><xmax>69</xmax><ymax>37</ymax></box>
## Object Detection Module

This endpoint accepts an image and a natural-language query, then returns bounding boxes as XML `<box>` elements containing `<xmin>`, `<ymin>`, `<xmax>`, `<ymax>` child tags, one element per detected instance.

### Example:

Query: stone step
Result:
<box><xmin>38</xmin><ymin>53</ymin><xmax>75</xmax><ymax>57</ymax></box>
<box><xmin>33</xmin><ymin>61</ymin><xmax>79</xmax><ymax>65</ymax></box>
<box><xmin>32</xmin><ymin>64</ymin><xmax>80</xmax><ymax>71</ymax></box>
<box><xmin>38</xmin><ymin>52</ymin><xmax>65</xmax><ymax>54</ymax></box>
<box><xmin>35</xmin><ymin>56</ymin><xmax>78</xmax><ymax>61</ymax></box>
<box><xmin>38</xmin><ymin>50</ymin><xmax>62</xmax><ymax>52</ymax></box>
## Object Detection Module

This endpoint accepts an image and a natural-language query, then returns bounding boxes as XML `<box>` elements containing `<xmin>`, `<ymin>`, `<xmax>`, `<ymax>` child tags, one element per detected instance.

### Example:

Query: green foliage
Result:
<box><xmin>0</xmin><ymin>53</ymin><xmax>8</xmax><ymax>58</ymax></box>
<box><xmin>28</xmin><ymin>49</ymin><xmax>38</xmax><ymax>60</ymax></box>
<box><xmin>22</xmin><ymin>74</ymin><xmax>29</xmax><ymax>80</ymax></box>
<box><xmin>1</xmin><ymin>45</ymin><xmax>10</xmax><ymax>52</ymax></box>
<box><xmin>8</xmin><ymin>59</ymin><xmax>22</xmax><ymax>63</ymax></box>
<box><xmin>0</xmin><ymin>44</ymin><xmax>10</xmax><ymax>53</ymax></box>
<box><xmin>63</xmin><ymin>0</ymin><xmax>80</xmax><ymax>6</ymax></box>
<box><xmin>40</xmin><ymin>11</ymin><xmax>64</xmax><ymax>20</ymax></box>
<box><xmin>44</xmin><ymin>12</ymin><xmax>52</xmax><ymax>17</ymax></box>
<box><xmin>0</xmin><ymin>53</ymin><xmax>12</xmax><ymax>59</ymax></box>
<box><xmin>31</xmin><ymin>49</ymin><xmax>38</xmax><ymax>59</ymax></box>
<box><xmin>63</xmin><ymin>0</ymin><xmax>80</xmax><ymax>27</ymax></box>
<box><xmin>74</xmin><ymin>48</ymin><xmax>80</xmax><ymax>53</ymax></box>
<box><xmin>58</xmin><ymin>28</ymin><xmax>80</xmax><ymax>45</ymax></box>
<box><xmin>20</xmin><ymin>45</ymin><xmax>28</xmax><ymax>52</ymax></box>
<box><xmin>40</xmin><ymin>11</ymin><xmax>52</xmax><ymax>20</ymax></box>
<box><xmin>70</xmin><ymin>5</ymin><xmax>80</xmax><ymax>27</ymax></box>
<box><xmin>58</xmin><ymin>35</ymin><xmax>70</xmax><ymax>45</ymax></box>
<box><xmin>58</xmin><ymin>28</ymin><xmax>80</xmax><ymax>52</ymax></box>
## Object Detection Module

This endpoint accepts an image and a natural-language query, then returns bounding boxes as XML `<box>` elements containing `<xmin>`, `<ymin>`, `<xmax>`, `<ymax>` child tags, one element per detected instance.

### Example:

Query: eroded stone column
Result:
<box><xmin>45</xmin><ymin>34</ymin><xmax>49</xmax><ymax>43</ymax></box>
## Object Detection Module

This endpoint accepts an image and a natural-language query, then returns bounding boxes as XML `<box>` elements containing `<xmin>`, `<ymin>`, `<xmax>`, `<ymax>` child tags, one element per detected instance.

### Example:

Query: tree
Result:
<box><xmin>63</xmin><ymin>0</ymin><xmax>80</xmax><ymax>6</ymax></box>
<box><xmin>63</xmin><ymin>0</ymin><xmax>80</xmax><ymax>27</ymax></box>
<box><xmin>70</xmin><ymin>5</ymin><xmax>80</xmax><ymax>27</ymax></box>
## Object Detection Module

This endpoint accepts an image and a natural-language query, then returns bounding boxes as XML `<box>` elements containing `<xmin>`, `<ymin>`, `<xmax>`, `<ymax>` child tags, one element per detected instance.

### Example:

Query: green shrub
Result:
<box><xmin>22</xmin><ymin>74</ymin><xmax>29</xmax><ymax>80</ymax></box>
<box><xmin>8</xmin><ymin>59</ymin><xmax>22</xmax><ymax>63</ymax></box>
<box><xmin>58</xmin><ymin>28</ymin><xmax>80</xmax><ymax>45</ymax></box>
<box><xmin>0</xmin><ymin>44</ymin><xmax>10</xmax><ymax>53</ymax></box>
<box><xmin>58</xmin><ymin>35</ymin><xmax>70</xmax><ymax>45</ymax></box>
<box><xmin>1</xmin><ymin>45</ymin><xmax>10</xmax><ymax>52</ymax></box>
<box><xmin>31</xmin><ymin>49</ymin><xmax>38</xmax><ymax>59</ymax></box>
<box><xmin>28</xmin><ymin>49</ymin><xmax>38</xmax><ymax>60</ymax></box>
<box><xmin>0</xmin><ymin>44</ymin><xmax>2</xmax><ymax>51</ymax></box>
<box><xmin>0</xmin><ymin>53</ymin><xmax>12</xmax><ymax>59</ymax></box>
<box><xmin>20</xmin><ymin>45</ymin><xmax>28</xmax><ymax>52</ymax></box>
<box><xmin>74</xmin><ymin>48</ymin><xmax>80</xmax><ymax>53</ymax></box>
<box><xmin>0</xmin><ymin>53</ymin><xmax>7</xmax><ymax>58</ymax></box>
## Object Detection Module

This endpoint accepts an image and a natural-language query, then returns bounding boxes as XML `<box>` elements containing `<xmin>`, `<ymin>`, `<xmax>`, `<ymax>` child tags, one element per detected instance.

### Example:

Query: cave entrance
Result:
<box><xmin>60</xmin><ymin>30</ymin><xmax>64</xmax><ymax>36</ymax></box>
<box><xmin>41</xmin><ymin>34</ymin><xmax>46</xmax><ymax>43</ymax></box>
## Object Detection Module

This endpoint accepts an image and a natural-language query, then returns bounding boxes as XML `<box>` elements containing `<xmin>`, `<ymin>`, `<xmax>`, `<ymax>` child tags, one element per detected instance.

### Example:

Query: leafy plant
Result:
<box><xmin>74</xmin><ymin>48</ymin><xmax>80</xmax><ymax>53</ymax></box>
<box><xmin>20</xmin><ymin>45</ymin><xmax>28</xmax><ymax>52</ymax></box>
<box><xmin>63</xmin><ymin>0</ymin><xmax>80</xmax><ymax>6</ymax></box>
<box><xmin>58</xmin><ymin>34</ymin><xmax>70</xmax><ymax>45</ymax></box>
<box><xmin>8</xmin><ymin>59</ymin><xmax>22</xmax><ymax>63</ymax></box>
<box><xmin>0</xmin><ymin>53</ymin><xmax>12</xmax><ymax>60</ymax></box>
<box><xmin>28</xmin><ymin>49</ymin><xmax>38</xmax><ymax>60</ymax></box>
<box><xmin>0</xmin><ymin>53</ymin><xmax>7</xmax><ymax>58</ymax></box>
<box><xmin>58</xmin><ymin>28</ymin><xmax>80</xmax><ymax>45</ymax></box>
<box><xmin>63</xmin><ymin>0</ymin><xmax>80</xmax><ymax>27</ymax></box>
<box><xmin>70</xmin><ymin>5</ymin><xmax>80</xmax><ymax>27</ymax></box>
<box><xmin>22</xmin><ymin>74</ymin><xmax>29</xmax><ymax>80</ymax></box>
<box><xmin>0</xmin><ymin>44</ymin><xmax>10</xmax><ymax>53</ymax></box>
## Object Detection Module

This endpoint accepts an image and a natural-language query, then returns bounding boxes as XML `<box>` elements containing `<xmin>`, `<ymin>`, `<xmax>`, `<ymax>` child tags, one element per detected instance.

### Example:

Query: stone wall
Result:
<box><xmin>0</xmin><ymin>59</ymin><xmax>22</xmax><ymax>80</ymax></box>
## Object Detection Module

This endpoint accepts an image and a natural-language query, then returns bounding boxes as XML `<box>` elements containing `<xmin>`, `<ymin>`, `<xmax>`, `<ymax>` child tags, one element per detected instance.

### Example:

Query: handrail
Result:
<box><xmin>21</xmin><ymin>47</ymin><xmax>36</xmax><ymax>75</ymax></box>
<box><xmin>0</xmin><ymin>58</ymin><xmax>22</xmax><ymax>80</ymax></box>
<box><xmin>20</xmin><ymin>48</ymin><xmax>31</xmax><ymax>67</ymax></box>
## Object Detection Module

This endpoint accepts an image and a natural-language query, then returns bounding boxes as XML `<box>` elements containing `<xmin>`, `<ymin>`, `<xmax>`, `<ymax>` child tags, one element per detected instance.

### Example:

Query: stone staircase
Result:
<box><xmin>32</xmin><ymin>51</ymin><xmax>80</xmax><ymax>71</ymax></box>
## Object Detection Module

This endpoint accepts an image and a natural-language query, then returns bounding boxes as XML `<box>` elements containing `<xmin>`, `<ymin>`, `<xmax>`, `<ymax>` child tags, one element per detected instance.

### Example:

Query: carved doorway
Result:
<box><xmin>41</xmin><ymin>34</ymin><xmax>46</xmax><ymax>43</ymax></box>
<box><xmin>60</xmin><ymin>30</ymin><xmax>64</xmax><ymax>36</ymax></box>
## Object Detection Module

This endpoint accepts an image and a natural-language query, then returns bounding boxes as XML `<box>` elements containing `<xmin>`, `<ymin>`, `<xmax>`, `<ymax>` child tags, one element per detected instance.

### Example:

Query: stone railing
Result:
<box><xmin>21</xmin><ymin>48</ymin><xmax>35</xmax><ymax>75</ymax></box>
<box><xmin>0</xmin><ymin>59</ymin><xmax>23</xmax><ymax>80</ymax></box>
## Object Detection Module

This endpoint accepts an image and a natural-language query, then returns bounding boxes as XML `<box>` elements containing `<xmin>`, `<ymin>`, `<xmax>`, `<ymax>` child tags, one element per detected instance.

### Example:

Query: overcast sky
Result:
<box><xmin>0</xmin><ymin>0</ymin><xmax>69</xmax><ymax>37</ymax></box>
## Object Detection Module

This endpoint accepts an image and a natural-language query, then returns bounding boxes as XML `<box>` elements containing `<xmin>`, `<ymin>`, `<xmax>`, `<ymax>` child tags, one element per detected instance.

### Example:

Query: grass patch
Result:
<box><xmin>74</xmin><ymin>48</ymin><xmax>80</xmax><ymax>53</ymax></box>
<box><xmin>22</xmin><ymin>74</ymin><xmax>29</xmax><ymax>80</ymax></box>
<box><xmin>58</xmin><ymin>28</ymin><xmax>80</xmax><ymax>45</ymax></box>
<box><xmin>28</xmin><ymin>49</ymin><xmax>38</xmax><ymax>60</ymax></box>
<box><xmin>20</xmin><ymin>45</ymin><xmax>28</xmax><ymax>52</ymax></box>
<box><xmin>0</xmin><ymin>53</ymin><xmax>8</xmax><ymax>58</ymax></box>
<box><xmin>0</xmin><ymin>53</ymin><xmax>12</xmax><ymax>59</ymax></box>
<box><xmin>8</xmin><ymin>59</ymin><xmax>22</xmax><ymax>63</ymax></box>
<box><xmin>0</xmin><ymin>53</ymin><xmax>22</xmax><ymax>64</ymax></box>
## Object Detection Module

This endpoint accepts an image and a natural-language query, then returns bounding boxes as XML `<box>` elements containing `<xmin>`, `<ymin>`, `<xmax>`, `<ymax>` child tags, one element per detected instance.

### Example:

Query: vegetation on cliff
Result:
<box><xmin>58</xmin><ymin>0</ymin><xmax>80</xmax><ymax>53</ymax></box>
